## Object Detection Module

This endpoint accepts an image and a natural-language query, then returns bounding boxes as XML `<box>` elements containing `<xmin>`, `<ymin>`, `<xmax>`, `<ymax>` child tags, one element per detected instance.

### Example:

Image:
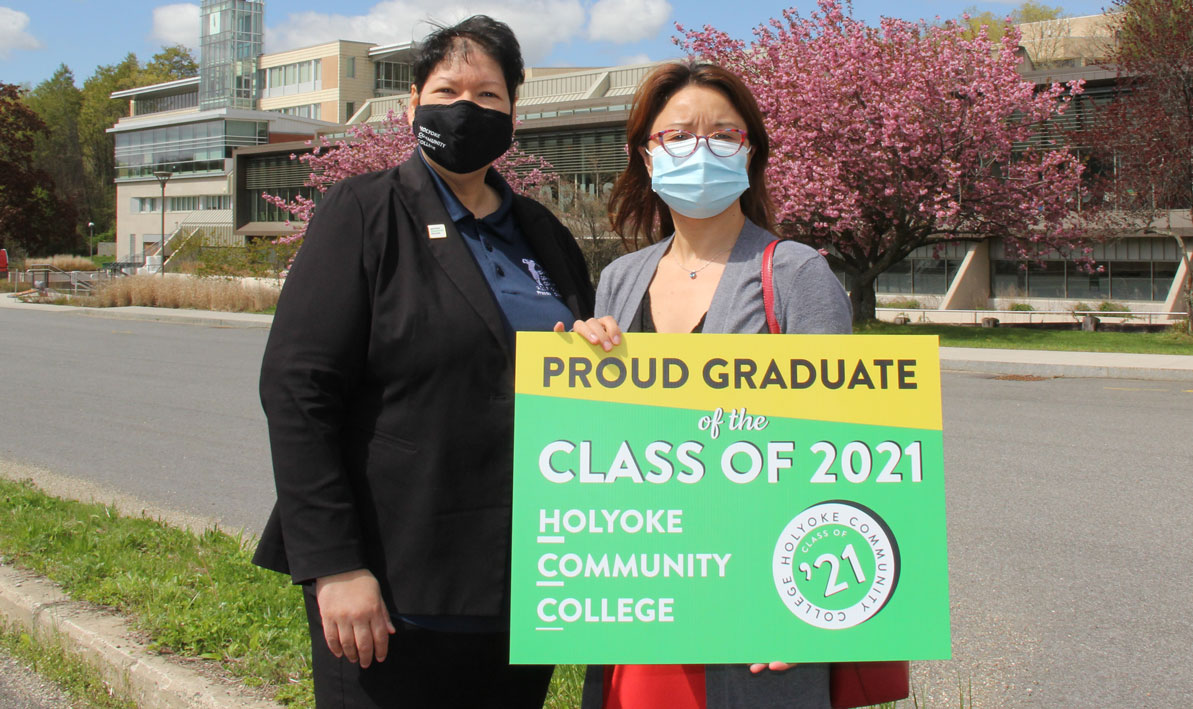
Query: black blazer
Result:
<box><xmin>253</xmin><ymin>156</ymin><xmax>594</xmax><ymax>617</ymax></box>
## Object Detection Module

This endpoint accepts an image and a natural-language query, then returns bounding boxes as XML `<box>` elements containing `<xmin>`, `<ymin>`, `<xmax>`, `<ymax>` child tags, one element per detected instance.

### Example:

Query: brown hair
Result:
<box><xmin>607</xmin><ymin>61</ymin><xmax>774</xmax><ymax>249</ymax></box>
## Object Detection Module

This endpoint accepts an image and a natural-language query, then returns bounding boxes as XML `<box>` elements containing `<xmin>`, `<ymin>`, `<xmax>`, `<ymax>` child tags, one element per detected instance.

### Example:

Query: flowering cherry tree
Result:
<box><xmin>681</xmin><ymin>0</ymin><xmax>1092</xmax><ymax>321</ymax></box>
<box><xmin>264</xmin><ymin>110</ymin><xmax>555</xmax><ymax>246</ymax></box>
<box><xmin>1084</xmin><ymin>0</ymin><xmax>1193</xmax><ymax>330</ymax></box>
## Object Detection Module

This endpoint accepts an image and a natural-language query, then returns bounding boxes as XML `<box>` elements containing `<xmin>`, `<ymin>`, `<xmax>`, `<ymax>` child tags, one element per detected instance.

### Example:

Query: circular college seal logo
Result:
<box><xmin>772</xmin><ymin>501</ymin><xmax>900</xmax><ymax>629</ymax></box>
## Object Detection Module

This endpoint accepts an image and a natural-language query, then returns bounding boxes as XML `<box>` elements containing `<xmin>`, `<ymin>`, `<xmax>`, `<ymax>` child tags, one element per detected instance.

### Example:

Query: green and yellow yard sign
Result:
<box><xmin>511</xmin><ymin>333</ymin><xmax>951</xmax><ymax>664</ymax></box>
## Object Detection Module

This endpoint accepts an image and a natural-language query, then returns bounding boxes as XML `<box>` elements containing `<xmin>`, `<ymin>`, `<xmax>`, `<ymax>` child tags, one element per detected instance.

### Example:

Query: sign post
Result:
<box><xmin>511</xmin><ymin>333</ymin><xmax>951</xmax><ymax>664</ymax></box>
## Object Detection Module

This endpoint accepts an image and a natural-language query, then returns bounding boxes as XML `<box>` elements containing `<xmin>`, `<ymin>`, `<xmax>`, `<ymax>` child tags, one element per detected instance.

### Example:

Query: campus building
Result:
<box><xmin>109</xmin><ymin>4</ymin><xmax>1189</xmax><ymax>317</ymax></box>
<box><xmin>863</xmin><ymin>19</ymin><xmax>1191</xmax><ymax>319</ymax></box>
<box><xmin>109</xmin><ymin>0</ymin><xmax>343</xmax><ymax>265</ymax></box>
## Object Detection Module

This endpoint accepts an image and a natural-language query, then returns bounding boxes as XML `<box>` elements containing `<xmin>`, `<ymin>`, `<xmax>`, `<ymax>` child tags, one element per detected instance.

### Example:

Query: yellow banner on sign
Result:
<box><xmin>515</xmin><ymin>333</ymin><xmax>941</xmax><ymax>430</ymax></box>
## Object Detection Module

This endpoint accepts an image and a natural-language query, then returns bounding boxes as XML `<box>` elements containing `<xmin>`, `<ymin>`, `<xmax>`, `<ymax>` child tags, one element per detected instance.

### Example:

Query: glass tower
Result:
<box><xmin>199</xmin><ymin>0</ymin><xmax>264</xmax><ymax>110</ymax></box>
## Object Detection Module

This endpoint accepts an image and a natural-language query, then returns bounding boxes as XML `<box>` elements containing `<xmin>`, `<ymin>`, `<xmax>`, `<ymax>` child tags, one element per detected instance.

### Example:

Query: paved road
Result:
<box><xmin>1</xmin><ymin>306</ymin><xmax>1191</xmax><ymax>706</ymax></box>
<box><xmin>0</xmin><ymin>306</ymin><xmax>273</xmax><ymax>533</ymax></box>
<box><xmin>927</xmin><ymin>373</ymin><xmax>1193</xmax><ymax>707</ymax></box>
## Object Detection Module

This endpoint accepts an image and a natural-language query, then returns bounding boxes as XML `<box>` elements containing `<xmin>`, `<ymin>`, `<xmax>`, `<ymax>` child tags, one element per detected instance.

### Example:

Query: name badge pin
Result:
<box><xmin>427</xmin><ymin>224</ymin><xmax>447</xmax><ymax>239</ymax></box>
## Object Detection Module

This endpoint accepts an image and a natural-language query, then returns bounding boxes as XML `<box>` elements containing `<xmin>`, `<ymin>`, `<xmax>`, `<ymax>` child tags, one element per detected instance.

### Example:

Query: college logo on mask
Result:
<box><xmin>523</xmin><ymin>258</ymin><xmax>561</xmax><ymax>297</ymax></box>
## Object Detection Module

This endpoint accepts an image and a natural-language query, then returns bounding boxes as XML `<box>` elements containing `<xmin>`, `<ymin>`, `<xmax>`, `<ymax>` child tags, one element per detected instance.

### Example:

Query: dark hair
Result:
<box><xmin>607</xmin><ymin>61</ymin><xmax>774</xmax><ymax>249</ymax></box>
<box><xmin>412</xmin><ymin>15</ymin><xmax>525</xmax><ymax>102</ymax></box>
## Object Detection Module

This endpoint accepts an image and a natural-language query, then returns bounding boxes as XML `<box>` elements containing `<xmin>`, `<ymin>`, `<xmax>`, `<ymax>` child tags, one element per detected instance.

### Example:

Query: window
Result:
<box><xmin>375</xmin><ymin>61</ymin><xmax>412</xmax><ymax>92</ymax></box>
<box><xmin>169</xmin><ymin>196</ymin><xmax>201</xmax><ymax>212</ymax></box>
<box><xmin>346</xmin><ymin>57</ymin><xmax>356</xmax><ymax>79</ymax></box>
<box><xmin>270</xmin><ymin>103</ymin><xmax>322</xmax><ymax>120</ymax></box>
<box><xmin>263</xmin><ymin>60</ymin><xmax>323</xmax><ymax>97</ymax></box>
<box><xmin>346</xmin><ymin>101</ymin><xmax>356</xmax><ymax>119</ymax></box>
<box><xmin>133</xmin><ymin>197</ymin><xmax>159</xmax><ymax>213</ymax></box>
<box><xmin>989</xmin><ymin>237</ymin><xmax>1181</xmax><ymax>302</ymax></box>
<box><xmin>115</xmin><ymin>119</ymin><xmax>260</xmax><ymax>180</ymax></box>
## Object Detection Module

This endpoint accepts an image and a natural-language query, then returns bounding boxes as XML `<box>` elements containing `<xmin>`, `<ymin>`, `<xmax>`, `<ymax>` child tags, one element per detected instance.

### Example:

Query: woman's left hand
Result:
<box><xmin>749</xmin><ymin>662</ymin><xmax>798</xmax><ymax>674</ymax></box>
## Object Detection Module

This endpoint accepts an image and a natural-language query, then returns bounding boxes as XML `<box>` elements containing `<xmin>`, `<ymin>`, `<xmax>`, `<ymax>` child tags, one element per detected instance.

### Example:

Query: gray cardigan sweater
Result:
<box><xmin>595</xmin><ymin>218</ymin><xmax>852</xmax><ymax>334</ymax></box>
<box><xmin>582</xmin><ymin>218</ymin><xmax>851</xmax><ymax>709</ymax></box>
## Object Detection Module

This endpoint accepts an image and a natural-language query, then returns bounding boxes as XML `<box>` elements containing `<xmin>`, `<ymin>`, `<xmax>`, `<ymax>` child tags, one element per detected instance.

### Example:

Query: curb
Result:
<box><xmin>939</xmin><ymin>359</ymin><xmax>1193</xmax><ymax>381</ymax></box>
<box><xmin>72</xmin><ymin>308</ymin><xmax>273</xmax><ymax>329</ymax></box>
<box><xmin>0</xmin><ymin>564</ymin><xmax>282</xmax><ymax>709</ymax></box>
<box><xmin>0</xmin><ymin>297</ymin><xmax>273</xmax><ymax>330</ymax></box>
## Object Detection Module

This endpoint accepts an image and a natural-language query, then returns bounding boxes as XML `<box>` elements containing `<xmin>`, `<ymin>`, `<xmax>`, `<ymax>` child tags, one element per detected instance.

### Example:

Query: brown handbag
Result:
<box><xmin>761</xmin><ymin>239</ymin><xmax>911</xmax><ymax>709</ymax></box>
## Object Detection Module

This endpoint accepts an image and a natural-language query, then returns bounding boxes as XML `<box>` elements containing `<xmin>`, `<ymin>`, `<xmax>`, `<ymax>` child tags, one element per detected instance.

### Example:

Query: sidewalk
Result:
<box><xmin>939</xmin><ymin>346</ymin><xmax>1193</xmax><ymax>381</ymax></box>
<box><xmin>4</xmin><ymin>292</ymin><xmax>1188</xmax><ymax>381</ymax></box>
<box><xmin>0</xmin><ymin>294</ymin><xmax>273</xmax><ymax>329</ymax></box>
<box><xmin>5</xmin><ymin>294</ymin><xmax>1191</xmax><ymax>381</ymax></box>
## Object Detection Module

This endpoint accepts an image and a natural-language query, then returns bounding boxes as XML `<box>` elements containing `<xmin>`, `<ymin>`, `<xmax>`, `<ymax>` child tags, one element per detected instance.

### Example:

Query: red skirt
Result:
<box><xmin>603</xmin><ymin>664</ymin><xmax>706</xmax><ymax>709</ymax></box>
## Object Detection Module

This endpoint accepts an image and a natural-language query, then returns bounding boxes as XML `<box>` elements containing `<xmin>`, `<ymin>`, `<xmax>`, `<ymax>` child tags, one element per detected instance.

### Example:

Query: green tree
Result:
<box><xmin>143</xmin><ymin>45</ymin><xmax>199</xmax><ymax>83</ymax></box>
<box><xmin>78</xmin><ymin>54</ymin><xmax>141</xmax><ymax>236</ymax></box>
<box><xmin>960</xmin><ymin>1</ymin><xmax>1065</xmax><ymax>41</ymax></box>
<box><xmin>0</xmin><ymin>83</ymin><xmax>78</xmax><ymax>255</ymax></box>
<box><xmin>24</xmin><ymin>65</ymin><xmax>87</xmax><ymax>236</ymax></box>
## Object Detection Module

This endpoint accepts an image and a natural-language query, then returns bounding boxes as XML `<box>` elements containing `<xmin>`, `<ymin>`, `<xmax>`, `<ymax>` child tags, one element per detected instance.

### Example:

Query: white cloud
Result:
<box><xmin>588</xmin><ymin>0</ymin><xmax>671</xmax><ymax>43</ymax></box>
<box><xmin>267</xmin><ymin>0</ymin><xmax>586</xmax><ymax>64</ymax></box>
<box><xmin>151</xmin><ymin>3</ymin><xmax>200</xmax><ymax>50</ymax></box>
<box><xmin>619</xmin><ymin>52</ymin><xmax>652</xmax><ymax>66</ymax></box>
<box><xmin>0</xmin><ymin>7</ymin><xmax>43</xmax><ymax>59</ymax></box>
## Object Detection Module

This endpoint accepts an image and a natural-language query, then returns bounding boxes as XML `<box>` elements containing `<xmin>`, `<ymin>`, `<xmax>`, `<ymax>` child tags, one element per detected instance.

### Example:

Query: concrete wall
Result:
<box><xmin>114</xmin><ymin>175</ymin><xmax>229</xmax><ymax>262</ymax></box>
<box><xmin>257</xmin><ymin>41</ymin><xmax>376</xmax><ymax>123</ymax></box>
<box><xmin>1162</xmin><ymin>236</ymin><xmax>1192</xmax><ymax>317</ymax></box>
<box><xmin>940</xmin><ymin>242</ymin><xmax>991</xmax><ymax>311</ymax></box>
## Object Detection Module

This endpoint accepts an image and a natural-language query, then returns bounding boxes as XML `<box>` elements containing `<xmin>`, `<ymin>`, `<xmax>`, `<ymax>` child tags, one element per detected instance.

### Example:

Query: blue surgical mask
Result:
<box><xmin>649</xmin><ymin>140</ymin><xmax>750</xmax><ymax>219</ymax></box>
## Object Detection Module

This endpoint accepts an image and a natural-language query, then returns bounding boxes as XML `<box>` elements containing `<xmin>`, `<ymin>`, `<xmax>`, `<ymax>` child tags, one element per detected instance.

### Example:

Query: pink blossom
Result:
<box><xmin>681</xmin><ymin>0</ymin><xmax>1095</xmax><ymax>320</ymax></box>
<box><xmin>264</xmin><ymin>110</ymin><xmax>556</xmax><ymax>247</ymax></box>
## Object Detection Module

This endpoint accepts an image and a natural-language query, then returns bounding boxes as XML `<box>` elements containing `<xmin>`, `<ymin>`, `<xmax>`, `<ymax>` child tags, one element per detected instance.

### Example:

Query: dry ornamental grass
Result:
<box><xmin>22</xmin><ymin>254</ymin><xmax>99</xmax><ymax>271</ymax></box>
<box><xmin>95</xmin><ymin>275</ymin><xmax>278</xmax><ymax>312</ymax></box>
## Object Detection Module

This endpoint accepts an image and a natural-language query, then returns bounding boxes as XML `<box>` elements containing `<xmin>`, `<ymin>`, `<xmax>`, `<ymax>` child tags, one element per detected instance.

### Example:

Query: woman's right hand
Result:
<box><xmin>314</xmin><ymin>569</ymin><xmax>396</xmax><ymax>668</ymax></box>
<box><xmin>553</xmin><ymin>316</ymin><xmax>623</xmax><ymax>352</ymax></box>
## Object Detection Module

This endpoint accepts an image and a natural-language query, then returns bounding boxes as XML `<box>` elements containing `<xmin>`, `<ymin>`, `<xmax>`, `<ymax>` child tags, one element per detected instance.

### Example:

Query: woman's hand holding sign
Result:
<box><xmin>749</xmin><ymin>662</ymin><xmax>798</xmax><ymax>674</ymax></box>
<box><xmin>553</xmin><ymin>316</ymin><xmax>623</xmax><ymax>352</ymax></box>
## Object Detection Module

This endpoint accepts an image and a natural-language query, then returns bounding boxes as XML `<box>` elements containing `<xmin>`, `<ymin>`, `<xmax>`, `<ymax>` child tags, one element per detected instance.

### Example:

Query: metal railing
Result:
<box><xmin>24</xmin><ymin>264</ymin><xmax>110</xmax><ymax>296</ymax></box>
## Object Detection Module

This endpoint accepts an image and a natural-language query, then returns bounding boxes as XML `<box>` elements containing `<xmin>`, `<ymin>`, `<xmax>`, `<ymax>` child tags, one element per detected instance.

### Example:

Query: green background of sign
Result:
<box><xmin>511</xmin><ymin>395</ymin><xmax>951</xmax><ymax>664</ymax></box>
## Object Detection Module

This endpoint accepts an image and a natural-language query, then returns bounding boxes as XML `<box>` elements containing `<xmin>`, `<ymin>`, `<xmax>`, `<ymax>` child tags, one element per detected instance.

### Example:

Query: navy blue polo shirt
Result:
<box><xmin>419</xmin><ymin>150</ymin><xmax>574</xmax><ymax>340</ymax></box>
<box><xmin>403</xmin><ymin>153</ymin><xmax>573</xmax><ymax>633</ymax></box>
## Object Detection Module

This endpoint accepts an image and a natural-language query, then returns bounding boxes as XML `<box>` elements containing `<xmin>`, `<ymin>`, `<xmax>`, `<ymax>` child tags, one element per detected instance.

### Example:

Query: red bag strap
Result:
<box><xmin>762</xmin><ymin>239</ymin><xmax>780</xmax><ymax>334</ymax></box>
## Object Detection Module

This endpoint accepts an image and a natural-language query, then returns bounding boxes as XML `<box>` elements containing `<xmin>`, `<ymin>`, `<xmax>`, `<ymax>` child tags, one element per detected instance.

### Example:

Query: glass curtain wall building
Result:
<box><xmin>115</xmin><ymin>120</ymin><xmax>268</xmax><ymax>179</ymax></box>
<box><xmin>200</xmin><ymin>0</ymin><xmax>264</xmax><ymax>110</ymax></box>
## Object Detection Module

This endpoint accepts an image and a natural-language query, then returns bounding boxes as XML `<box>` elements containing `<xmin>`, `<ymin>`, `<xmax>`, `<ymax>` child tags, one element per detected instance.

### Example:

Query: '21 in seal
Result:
<box><xmin>772</xmin><ymin>501</ymin><xmax>900</xmax><ymax>629</ymax></box>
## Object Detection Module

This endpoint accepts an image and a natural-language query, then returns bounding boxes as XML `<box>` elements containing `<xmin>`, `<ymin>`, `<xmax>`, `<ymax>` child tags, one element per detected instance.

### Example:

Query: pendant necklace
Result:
<box><xmin>672</xmin><ymin>242</ymin><xmax>734</xmax><ymax>279</ymax></box>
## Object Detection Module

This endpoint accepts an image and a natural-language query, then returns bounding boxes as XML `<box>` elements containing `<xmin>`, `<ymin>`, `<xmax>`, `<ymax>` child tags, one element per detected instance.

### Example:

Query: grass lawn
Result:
<box><xmin>858</xmin><ymin>321</ymin><xmax>1193</xmax><ymax>355</ymax></box>
<box><xmin>0</xmin><ymin>478</ymin><xmax>592</xmax><ymax>708</ymax></box>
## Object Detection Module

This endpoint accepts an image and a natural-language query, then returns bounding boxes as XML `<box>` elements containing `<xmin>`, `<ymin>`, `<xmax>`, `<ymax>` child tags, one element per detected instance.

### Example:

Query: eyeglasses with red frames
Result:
<box><xmin>647</xmin><ymin>128</ymin><xmax>749</xmax><ymax>158</ymax></box>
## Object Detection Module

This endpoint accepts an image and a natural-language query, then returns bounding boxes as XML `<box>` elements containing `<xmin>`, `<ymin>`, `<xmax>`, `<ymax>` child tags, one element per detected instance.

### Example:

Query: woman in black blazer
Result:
<box><xmin>253</xmin><ymin>16</ymin><xmax>594</xmax><ymax>708</ymax></box>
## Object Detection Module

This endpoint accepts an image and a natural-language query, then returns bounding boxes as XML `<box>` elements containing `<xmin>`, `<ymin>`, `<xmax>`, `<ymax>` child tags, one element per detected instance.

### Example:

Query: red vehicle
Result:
<box><xmin>0</xmin><ymin>248</ymin><xmax>8</xmax><ymax>279</ymax></box>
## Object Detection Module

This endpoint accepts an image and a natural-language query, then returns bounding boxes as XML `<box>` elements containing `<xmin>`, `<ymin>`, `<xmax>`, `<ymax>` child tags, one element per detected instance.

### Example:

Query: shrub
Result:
<box><xmin>1007</xmin><ymin>302</ymin><xmax>1035</xmax><ymax>311</ymax></box>
<box><xmin>879</xmin><ymin>297</ymin><xmax>923</xmax><ymax>309</ymax></box>
<box><xmin>173</xmin><ymin>239</ymin><xmax>297</xmax><ymax>280</ymax></box>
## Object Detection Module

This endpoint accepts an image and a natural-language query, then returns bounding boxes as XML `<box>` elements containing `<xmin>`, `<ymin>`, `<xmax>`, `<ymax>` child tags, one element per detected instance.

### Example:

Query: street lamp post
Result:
<box><xmin>87</xmin><ymin>221</ymin><xmax>94</xmax><ymax>259</ymax></box>
<box><xmin>153</xmin><ymin>170</ymin><xmax>173</xmax><ymax>275</ymax></box>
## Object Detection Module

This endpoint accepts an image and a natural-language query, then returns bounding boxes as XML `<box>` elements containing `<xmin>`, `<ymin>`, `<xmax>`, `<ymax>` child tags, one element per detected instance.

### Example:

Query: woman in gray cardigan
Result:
<box><xmin>565</xmin><ymin>62</ymin><xmax>852</xmax><ymax>709</ymax></box>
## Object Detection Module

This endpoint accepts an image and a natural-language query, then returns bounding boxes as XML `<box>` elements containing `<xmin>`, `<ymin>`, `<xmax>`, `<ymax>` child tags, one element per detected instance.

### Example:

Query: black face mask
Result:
<box><xmin>412</xmin><ymin>101</ymin><xmax>514</xmax><ymax>174</ymax></box>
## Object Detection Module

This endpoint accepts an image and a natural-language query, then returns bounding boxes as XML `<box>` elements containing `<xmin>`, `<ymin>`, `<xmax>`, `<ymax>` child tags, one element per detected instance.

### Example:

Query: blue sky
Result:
<box><xmin>2</xmin><ymin>0</ymin><xmax>1112</xmax><ymax>88</ymax></box>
